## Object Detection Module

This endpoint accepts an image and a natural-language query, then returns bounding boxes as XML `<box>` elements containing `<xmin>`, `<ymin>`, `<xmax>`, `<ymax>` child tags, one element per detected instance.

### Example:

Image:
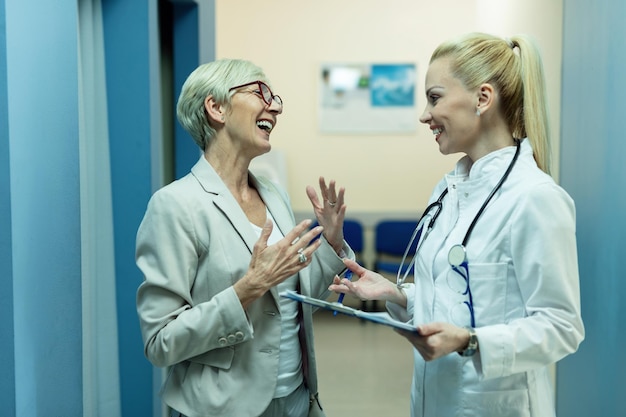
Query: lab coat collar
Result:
<box><xmin>452</xmin><ymin>138</ymin><xmax>531</xmax><ymax>182</ymax></box>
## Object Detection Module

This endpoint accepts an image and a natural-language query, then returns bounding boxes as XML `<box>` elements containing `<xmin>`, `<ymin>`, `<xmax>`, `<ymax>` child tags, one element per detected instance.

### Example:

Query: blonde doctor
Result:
<box><xmin>331</xmin><ymin>33</ymin><xmax>584</xmax><ymax>417</ymax></box>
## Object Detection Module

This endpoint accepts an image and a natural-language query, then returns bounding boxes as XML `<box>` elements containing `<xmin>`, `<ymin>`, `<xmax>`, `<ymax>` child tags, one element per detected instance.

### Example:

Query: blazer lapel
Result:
<box><xmin>250</xmin><ymin>173</ymin><xmax>297</xmax><ymax>304</ymax></box>
<box><xmin>250</xmin><ymin>174</ymin><xmax>295</xmax><ymax>237</ymax></box>
<box><xmin>190</xmin><ymin>157</ymin><xmax>259</xmax><ymax>253</ymax></box>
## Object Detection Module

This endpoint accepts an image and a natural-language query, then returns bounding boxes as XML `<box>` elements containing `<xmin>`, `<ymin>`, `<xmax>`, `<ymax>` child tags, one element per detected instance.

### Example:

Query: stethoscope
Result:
<box><xmin>396</xmin><ymin>139</ymin><xmax>522</xmax><ymax>327</ymax></box>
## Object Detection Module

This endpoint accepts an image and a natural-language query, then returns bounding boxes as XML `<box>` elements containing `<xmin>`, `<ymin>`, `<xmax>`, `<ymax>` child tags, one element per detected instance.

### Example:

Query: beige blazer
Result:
<box><xmin>136</xmin><ymin>156</ymin><xmax>351</xmax><ymax>417</ymax></box>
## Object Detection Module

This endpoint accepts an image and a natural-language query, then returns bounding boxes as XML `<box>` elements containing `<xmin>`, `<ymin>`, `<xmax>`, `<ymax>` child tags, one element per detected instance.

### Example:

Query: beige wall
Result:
<box><xmin>215</xmin><ymin>0</ymin><xmax>563</xmax><ymax>215</ymax></box>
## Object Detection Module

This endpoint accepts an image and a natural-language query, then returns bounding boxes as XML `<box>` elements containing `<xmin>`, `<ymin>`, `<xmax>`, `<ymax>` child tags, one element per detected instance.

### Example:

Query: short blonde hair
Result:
<box><xmin>176</xmin><ymin>59</ymin><xmax>269</xmax><ymax>150</ymax></box>
<box><xmin>431</xmin><ymin>33</ymin><xmax>551</xmax><ymax>174</ymax></box>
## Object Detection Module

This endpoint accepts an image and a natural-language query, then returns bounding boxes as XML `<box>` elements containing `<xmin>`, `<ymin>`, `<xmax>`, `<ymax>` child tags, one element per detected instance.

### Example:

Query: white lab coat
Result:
<box><xmin>388</xmin><ymin>139</ymin><xmax>584</xmax><ymax>417</ymax></box>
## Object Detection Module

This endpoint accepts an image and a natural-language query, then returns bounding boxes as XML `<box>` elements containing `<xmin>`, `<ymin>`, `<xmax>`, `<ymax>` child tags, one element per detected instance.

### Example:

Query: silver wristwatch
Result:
<box><xmin>460</xmin><ymin>327</ymin><xmax>478</xmax><ymax>357</ymax></box>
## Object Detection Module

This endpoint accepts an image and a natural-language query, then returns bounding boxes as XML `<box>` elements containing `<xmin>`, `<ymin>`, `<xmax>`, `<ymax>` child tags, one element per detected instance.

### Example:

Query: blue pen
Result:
<box><xmin>333</xmin><ymin>269</ymin><xmax>352</xmax><ymax>316</ymax></box>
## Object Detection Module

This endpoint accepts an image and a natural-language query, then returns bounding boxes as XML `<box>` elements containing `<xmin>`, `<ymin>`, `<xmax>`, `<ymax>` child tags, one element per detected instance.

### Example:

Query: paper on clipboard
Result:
<box><xmin>280</xmin><ymin>290</ymin><xmax>418</xmax><ymax>333</ymax></box>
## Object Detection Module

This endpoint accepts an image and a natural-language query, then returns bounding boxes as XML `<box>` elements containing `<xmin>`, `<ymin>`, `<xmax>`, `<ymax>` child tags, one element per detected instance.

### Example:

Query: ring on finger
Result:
<box><xmin>328</xmin><ymin>200</ymin><xmax>337</xmax><ymax>207</ymax></box>
<box><xmin>298</xmin><ymin>252</ymin><xmax>308</xmax><ymax>264</ymax></box>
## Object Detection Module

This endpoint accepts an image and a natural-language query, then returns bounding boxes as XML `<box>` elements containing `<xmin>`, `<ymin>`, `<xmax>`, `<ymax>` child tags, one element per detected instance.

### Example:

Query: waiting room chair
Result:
<box><xmin>374</xmin><ymin>219</ymin><xmax>420</xmax><ymax>279</ymax></box>
<box><xmin>342</xmin><ymin>218</ymin><xmax>364</xmax><ymax>258</ymax></box>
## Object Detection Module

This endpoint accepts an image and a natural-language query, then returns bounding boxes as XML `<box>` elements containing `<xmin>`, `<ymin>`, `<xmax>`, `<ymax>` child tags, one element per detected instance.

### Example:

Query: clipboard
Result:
<box><xmin>280</xmin><ymin>290</ymin><xmax>418</xmax><ymax>333</ymax></box>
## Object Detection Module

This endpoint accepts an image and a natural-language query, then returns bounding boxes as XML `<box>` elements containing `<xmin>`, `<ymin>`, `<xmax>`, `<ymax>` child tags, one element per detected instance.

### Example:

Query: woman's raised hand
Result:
<box><xmin>235</xmin><ymin>219</ymin><xmax>323</xmax><ymax>307</ymax></box>
<box><xmin>306</xmin><ymin>177</ymin><xmax>346</xmax><ymax>255</ymax></box>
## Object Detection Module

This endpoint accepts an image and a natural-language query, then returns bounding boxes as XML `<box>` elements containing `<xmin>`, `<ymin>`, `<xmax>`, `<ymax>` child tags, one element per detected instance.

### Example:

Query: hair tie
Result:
<box><xmin>506</xmin><ymin>38</ymin><xmax>519</xmax><ymax>50</ymax></box>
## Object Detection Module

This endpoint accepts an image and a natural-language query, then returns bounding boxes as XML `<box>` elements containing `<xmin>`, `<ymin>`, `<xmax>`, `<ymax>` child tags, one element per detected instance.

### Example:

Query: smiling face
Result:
<box><xmin>419</xmin><ymin>58</ymin><xmax>481</xmax><ymax>157</ymax></box>
<box><xmin>225</xmin><ymin>82</ymin><xmax>283</xmax><ymax>158</ymax></box>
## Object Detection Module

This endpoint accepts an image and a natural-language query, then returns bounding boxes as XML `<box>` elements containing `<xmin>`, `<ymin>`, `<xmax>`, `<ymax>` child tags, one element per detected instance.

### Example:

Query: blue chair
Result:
<box><xmin>374</xmin><ymin>219</ymin><xmax>420</xmax><ymax>280</ymax></box>
<box><xmin>342</xmin><ymin>219</ymin><xmax>364</xmax><ymax>257</ymax></box>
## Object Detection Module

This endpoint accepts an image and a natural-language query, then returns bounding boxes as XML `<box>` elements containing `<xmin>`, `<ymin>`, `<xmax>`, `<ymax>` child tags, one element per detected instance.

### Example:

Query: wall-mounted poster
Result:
<box><xmin>319</xmin><ymin>63</ymin><xmax>417</xmax><ymax>134</ymax></box>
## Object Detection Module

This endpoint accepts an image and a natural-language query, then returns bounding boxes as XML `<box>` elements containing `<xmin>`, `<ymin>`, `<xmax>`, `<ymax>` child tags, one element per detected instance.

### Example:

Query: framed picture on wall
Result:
<box><xmin>318</xmin><ymin>62</ymin><xmax>417</xmax><ymax>134</ymax></box>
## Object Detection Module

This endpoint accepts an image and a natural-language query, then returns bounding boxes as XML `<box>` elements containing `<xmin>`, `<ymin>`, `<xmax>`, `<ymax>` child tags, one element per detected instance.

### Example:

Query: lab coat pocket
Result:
<box><xmin>462</xmin><ymin>388</ymin><xmax>530</xmax><ymax>417</ymax></box>
<box><xmin>466</xmin><ymin>262</ymin><xmax>508</xmax><ymax>327</ymax></box>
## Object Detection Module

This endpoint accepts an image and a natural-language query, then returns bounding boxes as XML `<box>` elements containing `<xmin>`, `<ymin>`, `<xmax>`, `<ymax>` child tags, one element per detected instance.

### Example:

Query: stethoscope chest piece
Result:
<box><xmin>448</xmin><ymin>244</ymin><xmax>467</xmax><ymax>268</ymax></box>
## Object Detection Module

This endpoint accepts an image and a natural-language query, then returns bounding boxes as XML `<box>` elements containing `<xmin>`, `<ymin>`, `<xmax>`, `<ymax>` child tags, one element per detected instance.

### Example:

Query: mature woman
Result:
<box><xmin>136</xmin><ymin>59</ymin><xmax>352</xmax><ymax>417</ymax></box>
<box><xmin>331</xmin><ymin>33</ymin><xmax>584</xmax><ymax>417</ymax></box>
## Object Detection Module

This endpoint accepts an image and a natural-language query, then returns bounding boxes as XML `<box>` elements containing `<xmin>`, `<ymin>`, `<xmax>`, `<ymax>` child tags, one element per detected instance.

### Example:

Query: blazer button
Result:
<box><xmin>227</xmin><ymin>334</ymin><xmax>236</xmax><ymax>344</ymax></box>
<box><xmin>218</xmin><ymin>337</ymin><xmax>228</xmax><ymax>346</ymax></box>
<box><xmin>235</xmin><ymin>331</ymin><xmax>244</xmax><ymax>341</ymax></box>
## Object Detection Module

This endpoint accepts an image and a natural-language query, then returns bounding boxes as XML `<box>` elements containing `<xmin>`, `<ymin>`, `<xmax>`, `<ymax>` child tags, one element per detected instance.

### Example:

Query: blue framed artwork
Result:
<box><xmin>318</xmin><ymin>63</ymin><xmax>417</xmax><ymax>134</ymax></box>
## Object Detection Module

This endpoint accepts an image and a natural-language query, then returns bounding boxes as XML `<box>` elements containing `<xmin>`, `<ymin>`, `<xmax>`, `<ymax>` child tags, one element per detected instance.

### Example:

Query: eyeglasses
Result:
<box><xmin>446</xmin><ymin>244</ymin><xmax>476</xmax><ymax>328</ymax></box>
<box><xmin>228</xmin><ymin>80</ymin><xmax>283</xmax><ymax>108</ymax></box>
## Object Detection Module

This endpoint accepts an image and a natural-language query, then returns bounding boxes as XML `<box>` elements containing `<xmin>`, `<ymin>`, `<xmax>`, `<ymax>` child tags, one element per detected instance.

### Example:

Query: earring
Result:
<box><xmin>476</xmin><ymin>108</ymin><xmax>481</xmax><ymax>116</ymax></box>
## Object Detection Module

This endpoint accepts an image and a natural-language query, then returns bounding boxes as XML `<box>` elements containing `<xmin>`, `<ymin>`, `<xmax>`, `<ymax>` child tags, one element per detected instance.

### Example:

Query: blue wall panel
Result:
<box><xmin>101</xmin><ymin>0</ymin><xmax>154</xmax><ymax>414</ymax></box>
<box><xmin>4</xmin><ymin>0</ymin><xmax>82</xmax><ymax>415</ymax></box>
<box><xmin>0</xmin><ymin>0</ymin><xmax>16</xmax><ymax>414</ymax></box>
<box><xmin>173</xmin><ymin>3</ymin><xmax>200</xmax><ymax>179</ymax></box>
<box><xmin>558</xmin><ymin>1</ymin><xmax>626</xmax><ymax>415</ymax></box>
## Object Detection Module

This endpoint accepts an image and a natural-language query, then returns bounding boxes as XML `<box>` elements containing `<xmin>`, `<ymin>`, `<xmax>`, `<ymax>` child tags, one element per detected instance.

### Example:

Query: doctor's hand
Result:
<box><xmin>235</xmin><ymin>219</ymin><xmax>323</xmax><ymax>308</ymax></box>
<box><xmin>396</xmin><ymin>322</ymin><xmax>471</xmax><ymax>362</ymax></box>
<box><xmin>306</xmin><ymin>176</ymin><xmax>346</xmax><ymax>255</ymax></box>
<box><xmin>328</xmin><ymin>259</ymin><xmax>407</xmax><ymax>307</ymax></box>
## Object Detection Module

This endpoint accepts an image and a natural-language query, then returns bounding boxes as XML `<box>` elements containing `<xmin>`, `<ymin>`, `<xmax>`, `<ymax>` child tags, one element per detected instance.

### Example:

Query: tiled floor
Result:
<box><xmin>312</xmin><ymin>300</ymin><xmax>414</xmax><ymax>417</ymax></box>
